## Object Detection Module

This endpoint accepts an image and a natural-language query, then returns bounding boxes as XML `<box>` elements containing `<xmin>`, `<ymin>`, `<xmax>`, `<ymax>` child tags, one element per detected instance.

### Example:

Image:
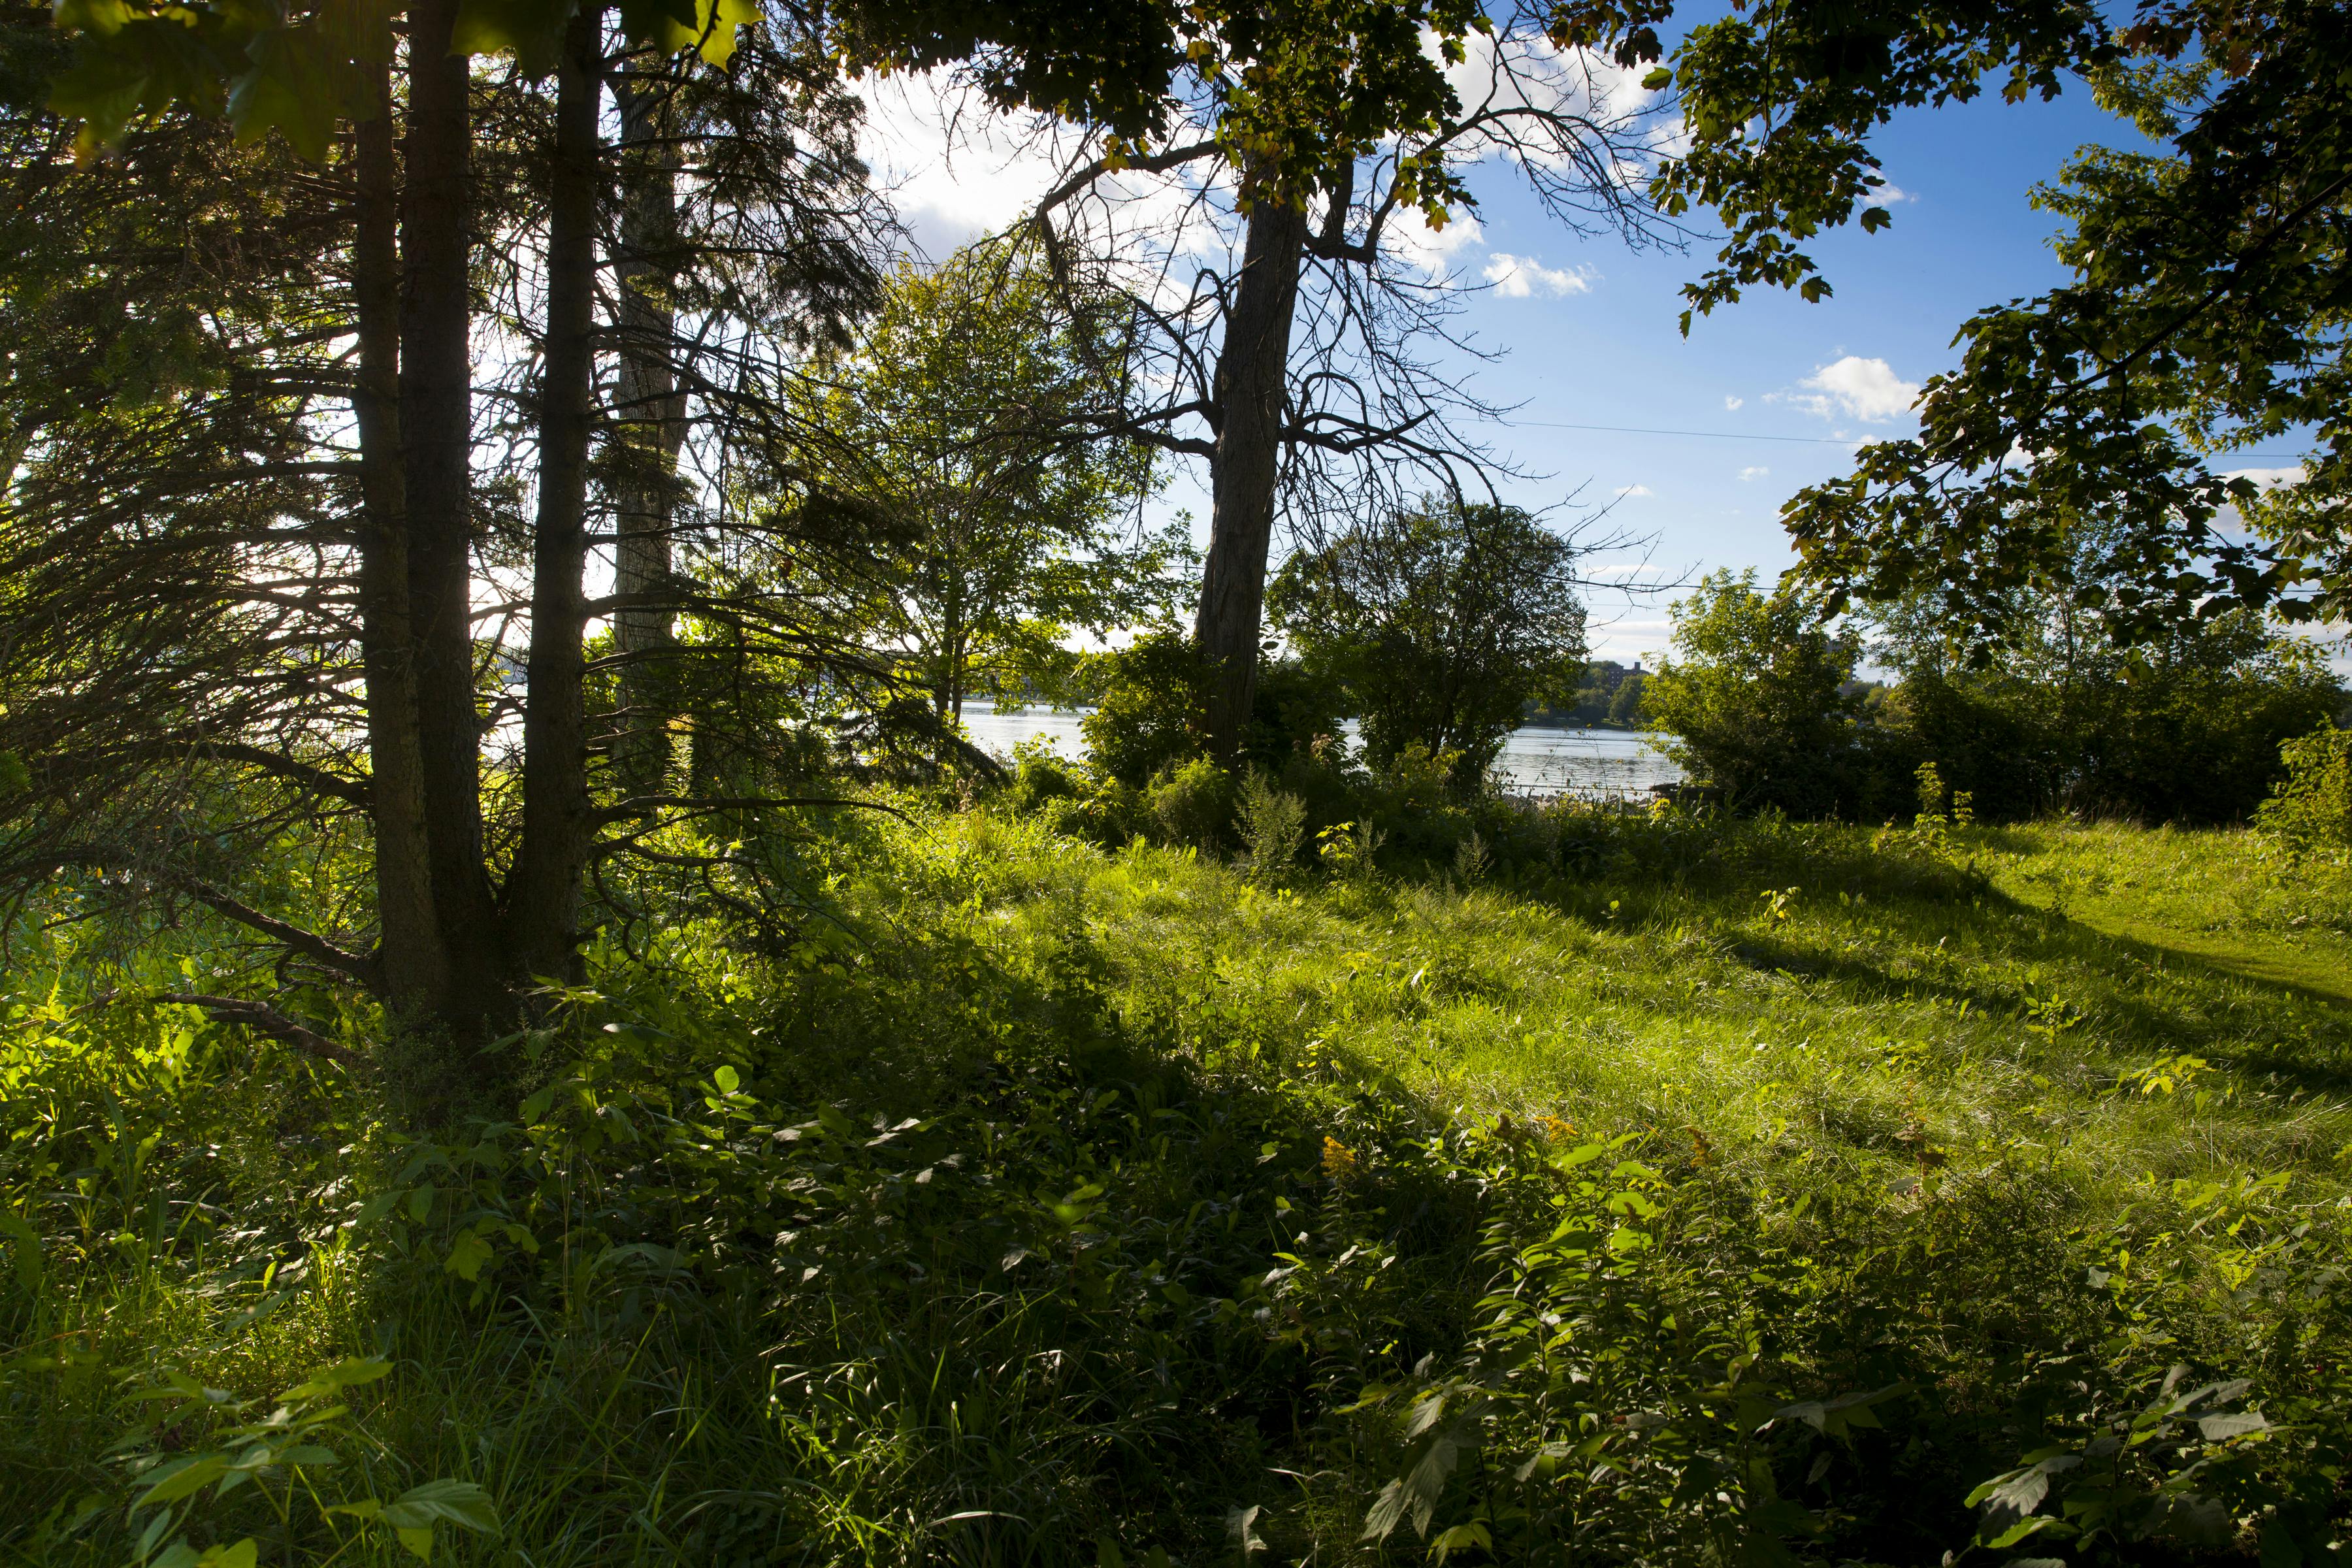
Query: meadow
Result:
<box><xmin>4</xmin><ymin>804</ymin><xmax>2348</xmax><ymax>1566</ymax></box>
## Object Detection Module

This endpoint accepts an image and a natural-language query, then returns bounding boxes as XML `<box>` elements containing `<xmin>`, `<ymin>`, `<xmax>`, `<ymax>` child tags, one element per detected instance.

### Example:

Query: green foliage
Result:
<box><xmin>1143</xmin><ymin>755</ymin><xmax>1233</xmax><ymax>851</ymax></box>
<box><xmin>2255</xmin><ymin>723</ymin><xmax>2352</xmax><ymax>854</ymax></box>
<box><xmin>787</xmin><ymin>246</ymin><xmax>1171</xmax><ymax>725</ymax></box>
<box><xmin>1533</xmin><ymin>660</ymin><xmax>1647</xmax><ymax>728</ymax></box>
<box><xmin>1874</xmin><ymin>602</ymin><xmax>2342</xmax><ymax>825</ymax></box>
<box><xmin>1556</xmin><ymin>0</ymin><xmax>2350</xmax><ymax>644</ymax></box>
<box><xmin>10</xmin><ymin>809</ymin><xmax>2352</xmax><ymax>1563</ymax></box>
<box><xmin>1078</xmin><ymin>631</ymin><xmax>1212</xmax><ymax>789</ymax></box>
<box><xmin>1271</xmin><ymin>500</ymin><xmax>1588</xmax><ymax>792</ymax></box>
<box><xmin>1646</xmin><ymin>573</ymin><xmax>2340</xmax><ymax>825</ymax></box>
<box><xmin>1234</xmin><ymin>771</ymin><xmax>1307</xmax><ymax>885</ymax></box>
<box><xmin>1644</xmin><ymin>569</ymin><xmax>1863</xmax><ymax>815</ymax></box>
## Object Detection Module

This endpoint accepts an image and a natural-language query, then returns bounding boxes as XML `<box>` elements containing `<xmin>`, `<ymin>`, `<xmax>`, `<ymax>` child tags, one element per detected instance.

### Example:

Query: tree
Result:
<box><xmin>1862</xmin><ymin>573</ymin><xmax>2343</xmax><ymax>823</ymax></box>
<box><xmin>1019</xmin><ymin>6</ymin><xmax>1678</xmax><ymax>760</ymax></box>
<box><xmin>789</xmin><ymin>247</ymin><xmax>1167</xmax><ymax>725</ymax></box>
<box><xmin>1550</xmin><ymin>0</ymin><xmax>2352</xmax><ymax>635</ymax></box>
<box><xmin>31</xmin><ymin>0</ymin><xmax>1610</xmax><ymax>1073</ymax></box>
<box><xmin>1270</xmin><ymin>500</ymin><xmax>1588</xmax><ymax>789</ymax></box>
<box><xmin>4</xmin><ymin>2</ymin><xmax>891</xmax><ymax>1079</ymax></box>
<box><xmin>1642</xmin><ymin>571</ymin><xmax>1861</xmax><ymax>814</ymax></box>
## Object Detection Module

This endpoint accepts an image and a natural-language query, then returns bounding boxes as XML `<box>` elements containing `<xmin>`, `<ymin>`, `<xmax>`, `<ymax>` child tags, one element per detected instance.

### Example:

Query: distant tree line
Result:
<box><xmin>1647</xmin><ymin>570</ymin><xmax>2344</xmax><ymax>825</ymax></box>
<box><xmin>1526</xmin><ymin>661</ymin><xmax>1649</xmax><ymax>730</ymax></box>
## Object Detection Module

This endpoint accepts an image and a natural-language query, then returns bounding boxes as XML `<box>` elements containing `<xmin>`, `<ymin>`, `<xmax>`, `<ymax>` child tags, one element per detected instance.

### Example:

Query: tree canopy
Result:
<box><xmin>1554</xmin><ymin>0</ymin><xmax>2351</xmax><ymax>634</ymax></box>
<box><xmin>787</xmin><ymin>247</ymin><xmax>1171</xmax><ymax>723</ymax></box>
<box><xmin>1271</xmin><ymin>500</ymin><xmax>1588</xmax><ymax>788</ymax></box>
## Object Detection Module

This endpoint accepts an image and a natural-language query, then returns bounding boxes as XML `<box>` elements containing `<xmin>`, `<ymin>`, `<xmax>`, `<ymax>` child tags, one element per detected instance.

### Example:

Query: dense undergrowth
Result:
<box><xmin>5</xmin><ymin>802</ymin><xmax>2351</xmax><ymax>1565</ymax></box>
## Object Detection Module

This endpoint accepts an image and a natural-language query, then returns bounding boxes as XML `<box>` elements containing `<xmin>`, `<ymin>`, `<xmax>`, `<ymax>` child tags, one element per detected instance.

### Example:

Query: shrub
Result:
<box><xmin>1644</xmin><ymin>570</ymin><xmax>1866</xmax><ymax>817</ymax></box>
<box><xmin>1080</xmin><ymin>630</ymin><xmax>1211</xmax><ymax>787</ymax></box>
<box><xmin>1145</xmin><ymin>755</ymin><xmax>1233</xmax><ymax>849</ymax></box>
<box><xmin>1005</xmin><ymin>740</ymin><xmax>1085</xmax><ymax>815</ymax></box>
<box><xmin>2256</xmin><ymin>723</ymin><xmax>2352</xmax><ymax>852</ymax></box>
<box><xmin>1235</xmin><ymin>770</ymin><xmax>1308</xmax><ymax>885</ymax></box>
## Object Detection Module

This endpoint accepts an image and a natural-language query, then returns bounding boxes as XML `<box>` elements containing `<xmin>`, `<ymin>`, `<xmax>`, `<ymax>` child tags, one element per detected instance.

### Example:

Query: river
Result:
<box><xmin>958</xmin><ymin>708</ymin><xmax>1683</xmax><ymax>798</ymax></box>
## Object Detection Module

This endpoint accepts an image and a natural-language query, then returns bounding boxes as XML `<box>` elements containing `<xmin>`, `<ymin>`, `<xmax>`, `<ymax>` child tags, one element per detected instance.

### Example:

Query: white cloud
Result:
<box><xmin>1868</xmin><ymin>178</ymin><xmax>1916</xmax><ymax>204</ymax></box>
<box><xmin>1482</xmin><ymin>252</ymin><xmax>1599</xmax><ymax>298</ymax></box>
<box><xmin>857</xmin><ymin>74</ymin><xmax>1071</xmax><ymax>252</ymax></box>
<box><xmin>1612</xmin><ymin>483</ymin><xmax>1653</xmax><ymax>498</ymax></box>
<box><xmin>1776</xmin><ymin>355</ymin><xmax>1920</xmax><ymax>423</ymax></box>
<box><xmin>2225</xmin><ymin>466</ymin><xmax>2306</xmax><ymax>489</ymax></box>
<box><xmin>1723</xmin><ymin>395</ymin><xmax>1744</xmax><ymax>412</ymax></box>
<box><xmin>1738</xmin><ymin>466</ymin><xmax>1770</xmax><ymax>482</ymax></box>
<box><xmin>1392</xmin><ymin>208</ymin><xmax>1487</xmax><ymax>279</ymax></box>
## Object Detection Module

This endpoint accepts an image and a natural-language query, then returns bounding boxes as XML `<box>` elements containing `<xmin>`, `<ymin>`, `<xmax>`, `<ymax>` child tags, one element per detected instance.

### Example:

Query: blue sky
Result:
<box><xmin>1445</xmin><ymin>84</ymin><xmax>2149</xmax><ymax>661</ymax></box>
<box><xmin>862</xmin><ymin>48</ymin><xmax>2285</xmax><ymax>665</ymax></box>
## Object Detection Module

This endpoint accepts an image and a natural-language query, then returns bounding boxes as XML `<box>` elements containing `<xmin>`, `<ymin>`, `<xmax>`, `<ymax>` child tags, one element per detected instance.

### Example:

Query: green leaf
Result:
<box><xmin>280</xmin><ymin>1358</ymin><xmax>392</xmax><ymax>1403</ymax></box>
<box><xmin>450</xmin><ymin>0</ymin><xmax>574</xmax><ymax>74</ymax></box>
<box><xmin>378</xmin><ymin>1478</ymin><xmax>501</xmax><ymax>1536</ymax></box>
<box><xmin>227</xmin><ymin>27</ymin><xmax>349</xmax><ymax>159</ymax></box>
<box><xmin>442</xmin><ymin>1228</ymin><xmax>495</xmax><ymax>1282</ymax></box>
<box><xmin>135</xmin><ymin>1455</ymin><xmax>228</xmax><ymax>1509</ymax></box>
<box><xmin>0</xmin><ymin>1214</ymin><xmax>41</xmax><ymax>1296</ymax></box>
<box><xmin>712</xmin><ymin>1064</ymin><xmax>740</xmax><ymax>1093</ymax></box>
<box><xmin>396</xmin><ymin>1525</ymin><xmax>434</xmax><ymax>1561</ymax></box>
<box><xmin>1429</xmin><ymin>1521</ymin><xmax>1491</xmax><ymax>1563</ymax></box>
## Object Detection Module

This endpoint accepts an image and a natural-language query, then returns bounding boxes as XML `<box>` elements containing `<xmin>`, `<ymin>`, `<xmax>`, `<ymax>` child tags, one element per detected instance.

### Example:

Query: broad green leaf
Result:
<box><xmin>442</xmin><ymin>1228</ymin><xmax>494</xmax><ymax>1281</ymax></box>
<box><xmin>450</xmin><ymin>0</ymin><xmax>571</xmax><ymax>75</ymax></box>
<box><xmin>0</xmin><ymin>1214</ymin><xmax>41</xmax><ymax>1296</ymax></box>
<box><xmin>227</xmin><ymin>27</ymin><xmax>350</xmax><ymax>159</ymax></box>
<box><xmin>280</xmin><ymin>1357</ymin><xmax>391</xmax><ymax>1403</ymax></box>
<box><xmin>379</xmin><ymin>1478</ymin><xmax>502</xmax><ymax>1536</ymax></box>
<box><xmin>135</xmin><ymin>1454</ymin><xmax>227</xmax><ymax>1509</ymax></box>
<box><xmin>1429</xmin><ymin>1521</ymin><xmax>1491</xmax><ymax>1563</ymax></box>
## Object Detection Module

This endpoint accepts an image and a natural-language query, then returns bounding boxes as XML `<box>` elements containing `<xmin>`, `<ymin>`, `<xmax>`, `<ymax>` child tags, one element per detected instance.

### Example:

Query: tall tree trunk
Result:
<box><xmin>353</xmin><ymin>68</ymin><xmax>448</xmax><ymax>1017</ymax></box>
<box><xmin>508</xmin><ymin>7</ymin><xmax>603</xmax><ymax>982</ymax></box>
<box><xmin>610</xmin><ymin>65</ymin><xmax>685</xmax><ymax>791</ymax></box>
<box><xmin>1195</xmin><ymin>194</ymin><xmax>1309</xmax><ymax>761</ymax></box>
<box><xmin>400</xmin><ymin>0</ymin><xmax>504</xmax><ymax>1037</ymax></box>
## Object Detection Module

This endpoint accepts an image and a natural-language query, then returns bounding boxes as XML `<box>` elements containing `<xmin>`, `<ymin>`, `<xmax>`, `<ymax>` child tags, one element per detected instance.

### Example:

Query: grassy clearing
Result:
<box><xmin>906</xmin><ymin>809</ymin><xmax>2352</xmax><ymax>1200</ymax></box>
<box><xmin>5</xmin><ymin>807</ymin><xmax>2349</xmax><ymax>1565</ymax></box>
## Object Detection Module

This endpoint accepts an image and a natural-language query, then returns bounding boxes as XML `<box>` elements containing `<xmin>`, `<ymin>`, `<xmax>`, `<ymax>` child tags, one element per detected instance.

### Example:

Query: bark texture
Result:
<box><xmin>399</xmin><ymin>0</ymin><xmax>504</xmax><ymax>1036</ymax></box>
<box><xmin>508</xmin><ymin>8</ymin><xmax>603</xmax><ymax>981</ymax></box>
<box><xmin>610</xmin><ymin>68</ymin><xmax>685</xmax><ymax>790</ymax></box>
<box><xmin>353</xmin><ymin>68</ymin><xmax>446</xmax><ymax>1017</ymax></box>
<box><xmin>1195</xmin><ymin>194</ymin><xmax>1309</xmax><ymax>760</ymax></box>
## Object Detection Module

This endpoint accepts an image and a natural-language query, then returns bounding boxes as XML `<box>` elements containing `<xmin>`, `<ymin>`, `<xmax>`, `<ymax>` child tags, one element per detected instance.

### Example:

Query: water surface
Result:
<box><xmin>960</xmin><ymin>708</ymin><xmax>1682</xmax><ymax>798</ymax></box>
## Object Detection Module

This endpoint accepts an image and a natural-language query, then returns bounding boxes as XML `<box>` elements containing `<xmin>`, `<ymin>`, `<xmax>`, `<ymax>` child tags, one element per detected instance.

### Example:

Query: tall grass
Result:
<box><xmin>5</xmin><ymin>805</ymin><xmax>2349</xmax><ymax>1564</ymax></box>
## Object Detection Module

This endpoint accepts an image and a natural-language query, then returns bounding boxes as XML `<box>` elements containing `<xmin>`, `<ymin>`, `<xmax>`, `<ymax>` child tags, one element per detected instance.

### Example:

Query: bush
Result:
<box><xmin>1145</xmin><ymin>755</ymin><xmax>1233</xmax><ymax>849</ymax></box>
<box><xmin>1235</xmin><ymin>770</ymin><xmax>1307</xmax><ymax>885</ymax></box>
<box><xmin>1644</xmin><ymin>570</ymin><xmax>1867</xmax><ymax>817</ymax></box>
<box><xmin>1868</xmin><ymin>602</ymin><xmax>2342</xmax><ymax>826</ymax></box>
<box><xmin>2256</xmin><ymin>723</ymin><xmax>2352</xmax><ymax>853</ymax></box>
<box><xmin>1079</xmin><ymin>630</ymin><xmax>1210</xmax><ymax>787</ymax></box>
<box><xmin>1005</xmin><ymin>740</ymin><xmax>1085</xmax><ymax>815</ymax></box>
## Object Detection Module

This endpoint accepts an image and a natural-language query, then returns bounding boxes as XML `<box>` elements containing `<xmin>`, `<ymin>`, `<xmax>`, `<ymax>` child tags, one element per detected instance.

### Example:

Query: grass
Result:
<box><xmin>5</xmin><ymin>804</ymin><xmax>2350</xmax><ymax>1565</ymax></box>
<box><xmin>886</xmin><ymin>809</ymin><xmax>2352</xmax><ymax>1200</ymax></box>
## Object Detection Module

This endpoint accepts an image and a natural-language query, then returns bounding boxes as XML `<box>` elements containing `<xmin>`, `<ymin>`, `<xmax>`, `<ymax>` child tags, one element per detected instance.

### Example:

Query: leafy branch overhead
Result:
<box><xmin>1550</xmin><ymin>0</ymin><xmax>2351</xmax><ymax>636</ymax></box>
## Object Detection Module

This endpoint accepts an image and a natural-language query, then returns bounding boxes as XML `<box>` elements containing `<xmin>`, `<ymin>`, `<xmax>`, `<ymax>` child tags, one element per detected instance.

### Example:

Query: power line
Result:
<box><xmin>1506</xmin><ymin>419</ymin><xmax>1853</xmax><ymax>444</ymax></box>
<box><xmin>1501</xmin><ymin>417</ymin><xmax>2310</xmax><ymax>465</ymax></box>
